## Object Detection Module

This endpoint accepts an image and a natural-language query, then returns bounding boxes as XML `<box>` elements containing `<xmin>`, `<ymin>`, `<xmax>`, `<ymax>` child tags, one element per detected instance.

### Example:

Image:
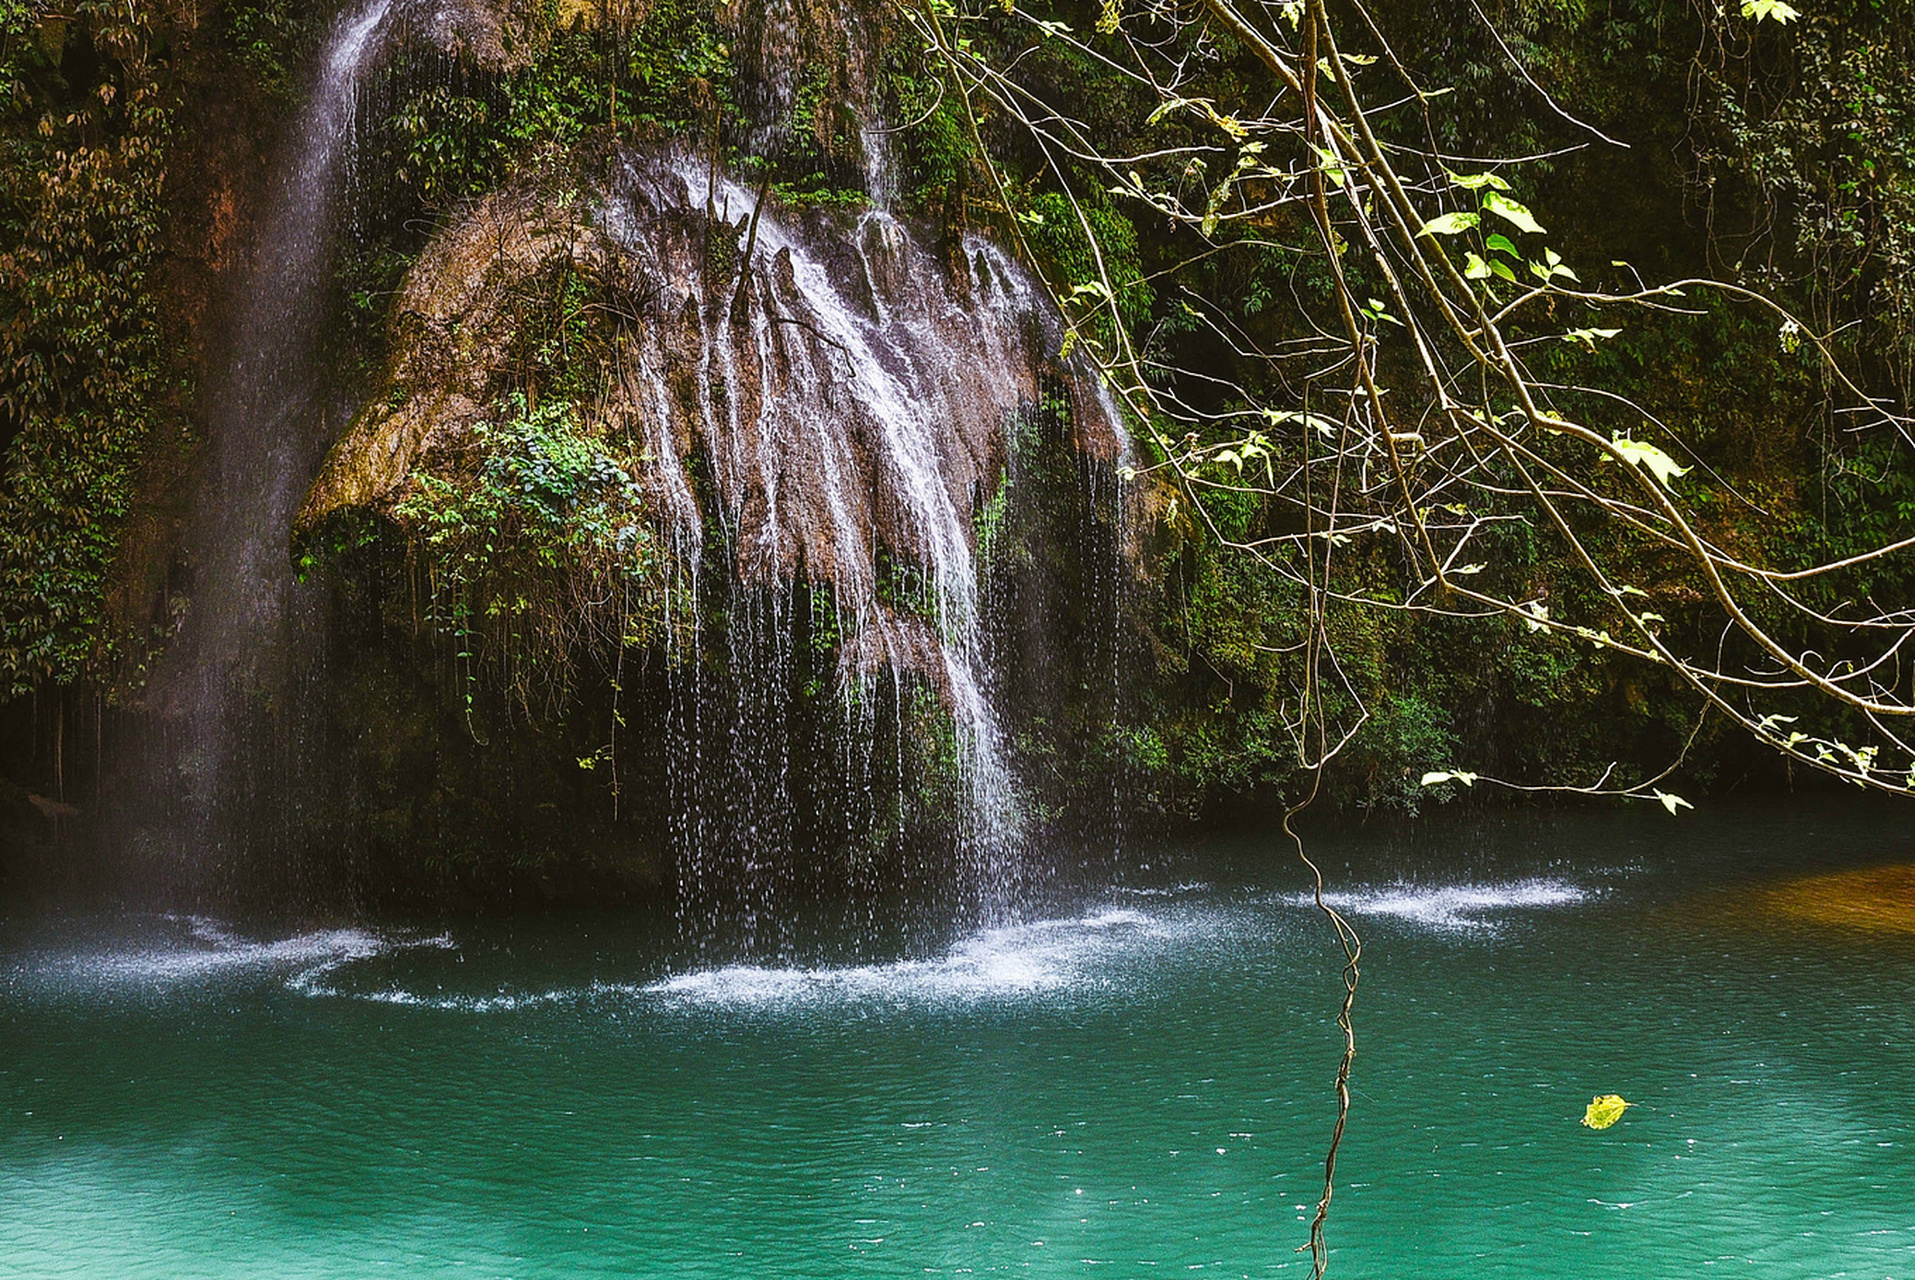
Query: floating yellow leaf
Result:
<box><xmin>1581</xmin><ymin>1095</ymin><xmax>1631</xmax><ymax>1130</ymax></box>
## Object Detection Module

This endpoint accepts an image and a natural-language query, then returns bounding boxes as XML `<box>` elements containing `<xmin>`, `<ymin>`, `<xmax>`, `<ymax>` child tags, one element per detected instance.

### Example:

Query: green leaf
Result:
<box><xmin>1261</xmin><ymin>408</ymin><xmax>1340</xmax><ymax>437</ymax></box>
<box><xmin>1448</xmin><ymin>170</ymin><xmax>1511</xmax><ymax>192</ymax></box>
<box><xmin>1561</xmin><ymin>326</ymin><xmax>1623</xmax><ymax>351</ymax></box>
<box><xmin>1485</xmin><ymin>233</ymin><xmax>1520</xmax><ymax>258</ymax></box>
<box><xmin>1147</xmin><ymin>95</ymin><xmax>1209</xmax><ymax>128</ymax></box>
<box><xmin>1464</xmin><ymin>252</ymin><xmax>1492</xmax><ymax>280</ymax></box>
<box><xmin>1582</xmin><ymin>1095</ymin><xmax>1632</xmax><ymax>1130</ymax></box>
<box><xmin>1741</xmin><ymin>0</ymin><xmax>1800</xmax><ymax>21</ymax></box>
<box><xmin>1418</xmin><ymin>210</ymin><xmax>1480</xmax><ymax>237</ymax></box>
<box><xmin>1482</xmin><ymin>191</ymin><xmax>1545</xmax><ymax>235</ymax></box>
<box><xmin>1542</xmin><ymin>247</ymin><xmax>1579</xmax><ymax>281</ymax></box>
<box><xmin>1361</xmin><ymin>297</ymin><xmax>1405</xmax><ymax>326</ymax></box>
<box><xmin>1310</xmin><ymin>144</ymin><xmax>1346</xmax><ymax>187</ymax></box>
<box><xmin>1607</xmin><ymin>433</ymin><xmax>1689</xmax><ymax>489</ymax></box>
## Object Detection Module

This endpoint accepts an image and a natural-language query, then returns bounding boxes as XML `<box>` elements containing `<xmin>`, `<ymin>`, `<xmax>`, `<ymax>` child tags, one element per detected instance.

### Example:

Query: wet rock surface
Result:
<box><xmin>303</xmin><ymin>145</ymin><xmax>1122</xmax><ymax>690</ymax></box>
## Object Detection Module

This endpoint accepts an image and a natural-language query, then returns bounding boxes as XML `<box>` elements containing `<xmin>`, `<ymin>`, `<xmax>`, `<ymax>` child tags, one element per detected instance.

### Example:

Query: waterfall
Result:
<box><xmin>144</xmin><ymin>0</ymin><xmax>394</xmax><ymax>886</ymax></box>
<box><xmin>657</xmin><ymin>162</ymin><xmax>1035</xmax><ymax>925</ymax></box>
<box><xmin>202</xmin><ymin>0</ymin><xmax>387</xmax><ymax>650</ymax></box>
<box><xmin>263</xmin><ymin>0</ymin><xmax>1142</xmax><ymax>930</ymax></box>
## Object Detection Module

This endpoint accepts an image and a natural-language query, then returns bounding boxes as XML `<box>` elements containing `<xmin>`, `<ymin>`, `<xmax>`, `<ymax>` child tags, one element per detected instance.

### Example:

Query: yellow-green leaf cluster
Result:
<box><xmin>1581</xmin><ymin>1095</ymin><xmax>1632</xmax><ymax>1129</ymax></box>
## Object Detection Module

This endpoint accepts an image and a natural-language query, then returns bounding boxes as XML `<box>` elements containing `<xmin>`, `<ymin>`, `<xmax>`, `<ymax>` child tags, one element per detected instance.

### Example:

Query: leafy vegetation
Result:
<box><xmin>0</xmin><ymin>0</ymin><xmax>170</xmax><ymax>696</ymax></box>
<box><xmin>392</xmin><ymin>392</ymin><xmax>673</xmax><ymax>712</ymax></box>
<box><xmin>899</xmin><ymin>0</ymin><xmax>1915</xmax><ymax>820</ymax></box>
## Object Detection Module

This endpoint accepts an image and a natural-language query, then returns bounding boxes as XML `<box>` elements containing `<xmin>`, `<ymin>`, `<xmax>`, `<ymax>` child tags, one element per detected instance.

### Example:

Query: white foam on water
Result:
<box><xmin>17</xmin><ymin>916</ymin><xmax>452</xmax><ymax>994</ymax></box>
<box><xmin>1287</xmin><ymin>878</ymin><xmax>1591</xmax><ymax>932</ymax></box>
<box><xmin>317</xmin><ymin>907</ymin><xmax>1200</xmax><ymax>1014</ymax></box>
<box><xmin>335</xmin><ymin>982</ymin><xmax>630</xmax><ymax>1013</ymax></box>
<box><xmin>1114</xmin><ymin>882</ymin><xmax>1209</xmax><ymax>898</ymax></box>
<box><xmin>644</xmin><ymin>907</ymin><xmax>1181</xmax><ymax>1009</ymax></box>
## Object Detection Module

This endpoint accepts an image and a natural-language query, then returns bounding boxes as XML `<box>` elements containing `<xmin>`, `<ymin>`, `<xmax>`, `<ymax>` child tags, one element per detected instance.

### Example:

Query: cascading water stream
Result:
<box><xmin>672</xmin><ymin>164</ymin><xmax>1032</xmax><ymax>923</ymax></box>
<box><xmin>148</xmin><ymin>0</ymin><xmax>394</xmax><ymax>878</ymax></box>
<box><xmin>202</xmin><ymin>0</ymin><xmax>391</xmax><ymax>654</ymax></box>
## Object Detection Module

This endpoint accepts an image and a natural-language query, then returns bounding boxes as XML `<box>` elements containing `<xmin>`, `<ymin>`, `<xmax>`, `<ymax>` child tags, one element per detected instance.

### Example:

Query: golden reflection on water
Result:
<box><xmin>1748</xmin><ymin>863</ymin><xmax>1915</xmax><ymax>935</ymax></box>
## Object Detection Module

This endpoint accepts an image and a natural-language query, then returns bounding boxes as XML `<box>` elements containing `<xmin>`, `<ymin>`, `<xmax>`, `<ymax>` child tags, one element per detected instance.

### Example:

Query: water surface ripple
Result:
<box><xmin>3</xmin><ymin>801</ymin><xmax>1913</xmax><ymax>1277</ymax></box>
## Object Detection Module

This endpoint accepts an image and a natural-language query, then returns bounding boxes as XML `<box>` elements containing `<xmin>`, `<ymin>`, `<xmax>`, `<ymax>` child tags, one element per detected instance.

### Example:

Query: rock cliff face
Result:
<box><xmin>302</xmin><ymin>149</ymin><xmax>1122</xmax><ymax>687</ymax></box>
<box><xmin>161</xmin><ymin>0</ymin><xmax>1142</xmax><ymax>921</ymax></box>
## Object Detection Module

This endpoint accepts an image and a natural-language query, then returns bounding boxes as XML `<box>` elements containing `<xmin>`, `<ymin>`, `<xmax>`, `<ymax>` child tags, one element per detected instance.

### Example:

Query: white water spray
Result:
<box><xmin>147</xmin><ymin>0</ymin><xmax>394</xmax><ymax>873</ymax></box>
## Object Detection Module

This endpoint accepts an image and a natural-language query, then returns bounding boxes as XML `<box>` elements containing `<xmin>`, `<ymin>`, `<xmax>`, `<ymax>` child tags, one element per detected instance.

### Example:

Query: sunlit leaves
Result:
<box><xmin>1147</xmin><ymin>96</ymin><xmax>1248</xmax><ymax>141</ymax></box>
<box><xmin>1418</xmin><ymin>211</ymin><xmax>1480</xmax><ymax>237</ymax></box>
<box><xmin>1561</xmin><ymin>326</ymin><xmax>1622</xmax><ymax>351</ymax></box>
<box><xmin>1741</xmin><ymin>0</ymin><xmax>1800</xmax><ymax>22</ymax></box>
<box><xmin>1310</xmin><ymin>143</ymin><xmax>1347</xmax><ymax>187</ymax></box>
<box><xmin>1465</xmin><ymin>251</ymin><xmax>1517</xmax><ymax>283</ymax></box>
<box><xmin>1743</xmin><ymin>716</ymin><xmax>1901</xmax><ymax>788</ymax></box>
<box><xmin>1447</xmin><ymin>170</ymin><xmax>1512</xmax><ymax>192</ymax></box>
<box><xmin>1654</xmin><ymin>790</ymin><xmax>1693</xmax><ymax>815</ymax></box>
<box><xmin>1208</xmin><ymin>431</ymin><xmax>1275</xmax><ymax>483</ymax></box>
<box><xmin>1360</xmin><ymin>297</ymin><xmax>1404</xmax><ymax>326</ymax></box>
<box><xmin>1529</xmin><ymin>247</ymin><xmax>1578</xmax><ymax>283</ymax></box>
<box><xmin>1261</xmin><ymin>407</ymin><xmax>1339</xmax><ymax>437</ymax></box>
<box><xmin>1313</xmin><ymin>52</ymin><xmax>1377</xmax><ymax>82</ymax></box>
<box><xmin>1607</xmin><ymin>434</ymin><xmax>1689</xmax><ymax>489</ymax></box>
<box><xmin>1430</xmin><ymin>180</ymin><xmax>1566</xmax><ymax>293</ymax></box>
<box><xmin>1482</xmin><ymin>191</ymin><xmax>1545</xmax><ymax>234</ymax></box>
<box><xmin>1420</xmin><ymin>770</ymin><xmax>1479</xmax><ymax>787</ymax></box>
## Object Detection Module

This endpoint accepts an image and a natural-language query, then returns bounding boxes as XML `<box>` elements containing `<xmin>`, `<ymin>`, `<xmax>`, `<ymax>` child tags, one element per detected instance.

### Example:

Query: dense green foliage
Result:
<box><xmin>930</xmin><ymin>0</ymin><xmax>1915</xmax><ymax>811</ymax></box>
<box><xmin>0</xmin><ymin>1</ymin><xmax>169</xmax><ymax>696</ymax></box>
<box><xmin>392</xmin><ymin>392</ymin><xmax>670</xmax><ymax>709</ymax></box>
<box><xmin>373</xmin><ymin>0</ymin><xmax>733</xmax><ymax>214</ymax></box>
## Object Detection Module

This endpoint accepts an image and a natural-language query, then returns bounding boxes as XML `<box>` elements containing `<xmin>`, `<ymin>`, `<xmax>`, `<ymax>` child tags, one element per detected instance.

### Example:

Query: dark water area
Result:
<box><xmin>4</xmin><ymin>797</ymin><xmax>1913</xmax><ymax>1277</ymax></box>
